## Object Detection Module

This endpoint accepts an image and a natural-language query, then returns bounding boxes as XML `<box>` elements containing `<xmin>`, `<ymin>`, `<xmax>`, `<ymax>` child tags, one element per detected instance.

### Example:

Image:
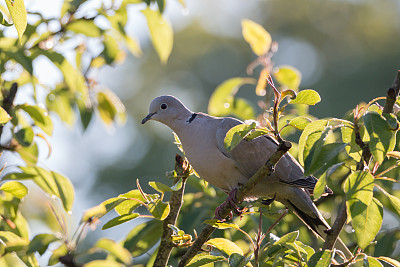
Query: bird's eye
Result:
<box><xmin>160</xmin><ymin>103</ymin><xmax>168</xmax><ymax>110</ymax></box>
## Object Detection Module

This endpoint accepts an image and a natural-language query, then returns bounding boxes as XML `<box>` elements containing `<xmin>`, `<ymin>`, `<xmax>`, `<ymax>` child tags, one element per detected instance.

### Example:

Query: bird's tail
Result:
<box><xmin>279</xmin><ymin>188</ymin><xmax>353</xmax><ymax>260</ymax></box>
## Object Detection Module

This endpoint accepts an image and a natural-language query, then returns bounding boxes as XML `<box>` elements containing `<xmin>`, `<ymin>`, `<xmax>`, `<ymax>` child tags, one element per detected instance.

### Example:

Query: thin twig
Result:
<box><xmin>383</xmin><ymin>70</ymin><xmax>400</xmax><ymax>114</ymax></box>
<box><xmin>178</xmin><ymin>141</ymin><xmax>291</xmax><ymax>267</ymax></box>
<box><xmin>153</xmin><ymin>154</ymin><xmax>190</xmax><ymax>267</ymax></box>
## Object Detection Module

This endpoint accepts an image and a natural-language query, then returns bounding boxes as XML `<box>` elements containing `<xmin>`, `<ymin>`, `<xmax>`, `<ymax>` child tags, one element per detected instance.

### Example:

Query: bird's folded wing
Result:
<box><xmin>215</xmin><ymin>117</ymin><xmax>320</xmax><ymax>188</ymax></box>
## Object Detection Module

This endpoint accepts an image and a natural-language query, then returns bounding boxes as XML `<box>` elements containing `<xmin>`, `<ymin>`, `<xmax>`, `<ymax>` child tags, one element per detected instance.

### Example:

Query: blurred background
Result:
<box><xmin>4</xmin><ymin>0</ymin><xmax>400</xmax><ymax>263</ymax></box>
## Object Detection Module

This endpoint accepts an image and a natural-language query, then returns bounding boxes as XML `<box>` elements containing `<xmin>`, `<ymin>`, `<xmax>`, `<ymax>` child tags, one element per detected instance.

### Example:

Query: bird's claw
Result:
<box><xmin>214</xmin><ymin>188</ymin><xmax>240</xmax><ymax>221</ymax></box>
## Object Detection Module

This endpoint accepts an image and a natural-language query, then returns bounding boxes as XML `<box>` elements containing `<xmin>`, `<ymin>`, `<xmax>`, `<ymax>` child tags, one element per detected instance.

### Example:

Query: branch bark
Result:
<box><xmin>178</xmin><ymin>140</ymin><xmax>292</xmax><ymax>267</ymax></box>
<box><xmin>0</xmin><ymin>83</ymin><xmax>18</xmax><ymax>138</ymax></box>
<box><xmin>383</xmin><ymin>70</ymin><xmax>400</xmax><ymax>114</ymax></box>
<box><xmin>153</xmin><ymin>154</ymin><xmax>189</xmax><ymax>267</ymax></box>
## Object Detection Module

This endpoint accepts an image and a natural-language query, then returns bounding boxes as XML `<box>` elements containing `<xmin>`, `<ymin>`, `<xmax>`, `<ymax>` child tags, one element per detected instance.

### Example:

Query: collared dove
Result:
<box><xmin>142</xmin><ymin>95</ymin><xmax>352</xmax><ymax>258</ymax></box>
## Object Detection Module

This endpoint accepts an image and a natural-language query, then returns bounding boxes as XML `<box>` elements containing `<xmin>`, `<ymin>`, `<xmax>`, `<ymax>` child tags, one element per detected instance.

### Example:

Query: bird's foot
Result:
<box><xmin>261</xmin><ymin>193</ymin><xmax>276</xmax><ymax>206</ymax></box>
<box><xmin>214</xmin><ymin>188</ymin><xmax>240</xmax><ymax>221</ymax></box>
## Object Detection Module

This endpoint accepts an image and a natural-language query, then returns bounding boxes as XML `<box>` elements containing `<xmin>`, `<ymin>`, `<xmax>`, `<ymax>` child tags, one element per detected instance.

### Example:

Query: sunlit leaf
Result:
<box><xmin>255</xmin><ymin>68</ymin><xmax>269</xmax><ymax>96</ymax></box>
<box><xmin>147</xmin><ymin>199</ymin><xmax>170</xmax><ymax>220</ymax></box>
<box><xmin>102</xmin><ymin>34</ymin><xmax>121</xmax><ymax>64</ymax></box>
<box><xmin>241</xmin><ymin>19</ymin><xmax>271</xmax><ymax>56</ymax></box>
<box><xmin>66</xmin><ymin>19</ymin><xmax>102</xmax><ymax>37</ymax></box>
<box><xmin>0</xmin><ymin>181</ymin><xmax>28</xmax><ymax>199</ymax></box>
<box><xmin>48</xmin><ymin>243</ymin><xmax>68</xmax><ymax>266</ymax></box>
<box><xmin>376</xmin><ymin>185</ymin><xmax>400</xmax><ymax>217</ymax></box>
<box><xmin>123</xmin><ymin>219</ymin><xmax>162</xmax><ymax>257</ymax></box>
<box><xmin>344</xmin><ymin>171</ymin><xmax>374</xmax><ymax>221</ymax></box>
<box><xmin>0</xmin><ymin>11</ymin><xmax>13</xmax><ymax>26</ymax></box>
<box><xmin>204</xmin><ymin>220</ymin><xmax>240</xmax><ymax>230</ymax></box>
<box><xmin>341</xmin><ymin>121</ymin><xmax>364</xmax><ymax>162</ymax></box>
<box><xmin>17</xmin><ymin>104</ymin><xmax>53</xmax><ymax>136</ymax></box>
<box><xmin>352</xmin><ymin>197</ymin><xmax>383</xmax><ymax>249</ymax></box>
<box><xmin>289</xmin><ymin>89</ymin><xmax>321</xmax><ymax>105</ymax></box>
<box><xmin>298</xmin><ymin>119</ymin><xmax>328</xmax><ymax>166</ymax></box>
<box><xmin>102</xmin><ymin>213</ymin><xmax>139</xmax><ymax>230</ymax></box>
<box><xmin>364</xmin><ymin>112</ymin><xmax>398</xmax><ymax>164</ymax></box>
<box><xmin>187</xmin><ymin>253</ymin><xmax>225</xmax><ymax>267</ymax></box>
<box><xmin>84</xmin><ymin>260</ymin><xmax>122</xmax><ymax>267</ymax></box>
<box><xmin>378</xmin><ymin>256</ymin><xmax>400</xmax><ymax>267</ymax></box>
<box><xmin>5</xmin><ymin>0</ymin><xmax>27</xmax><ymax>43</ymax></box>
<box><xmin>149</xmin><ymin>181</ymin><xmax>172</xmax><ymax>193</ymax></box>
<box><xmin>305</xmin><ymin>142</ymin><xmax>347</xmax><ymax>176</ymax></box>
<box><xmin>14</xmin><ymin>127</ymin><xmax>34</xmax><ymax>147</ymax></box>
<box><xmin>0</xmin><ymin>107</ymin><xmax>11</xmax><ymax>124</ymax></box>
<box><xmin>46</xmin><ymin>89</ymin><xmax>75</xmax><ymax>127</ymax></box>
<box><xmin>386</xmin><ymin>151</ymin><xmax>400</xmax><ymax>159</ymax></box>
<box><xmin>115</xmin><ymin>189</ymin><xmax>148</xmax><ymax>215</ymax></box>
<box><xmin>96</xmin><ymin>238</ymin><xmax>132</xmax><ymax>265</ymax></box>
<box><xmin>27</xmin><ymin>234</ymin><xmax>59</xmax><ymax>256</ymax></box>
<box><xmin>364</xmin><ymin>256</ymin><xmax>384</xmax><ymax>267</ymax></box>
<box><xmin>307</xmin><ymin>250</ymin><xmax>333</xmax><ymax>267</ymax></box>
<box><xmin>206</xmin><ymin>238</ymin><xmax>243</xmax><ymax>256</ymax></box>
<box><xmin>273</xmin><ymin>231</ymin><xmax>299</xmax><ymax>246</ymax></box>
<box><xmin>287</xmin><ymin>116</ymin><xmax>311</xmax><ymax>131</ymax></box>
<box><xmin>224</xmin><ymin>122</ymin><xmax>256</xmax><ymax>152</ymax></box>
<box><xmin>4</xmin><ymin>166</ymin><xmax>74</xmax><ymax>212</ymax></box>
<box><xmin>142</xmin><ymin>8</ymin><xmax>173</xmax><ymax>64</ymax></box>
<box><xmin>97</xmin><ymin>90</ymin><xmax>126</xmax><ymax>126</ymax></box>
<box><xmin>208</xmin><ymin>77</ymin><xmax>256</xmax><ymax>120</ymax></box>
<box><xmin>273</xmin><ymin>65</ymin><xmax>302</xmax><ymax>90</ymax></box>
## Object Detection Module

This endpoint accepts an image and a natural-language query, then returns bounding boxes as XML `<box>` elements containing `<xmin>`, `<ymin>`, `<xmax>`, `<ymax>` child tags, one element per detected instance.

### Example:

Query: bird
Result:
<box><xmin>142</xmin><ymin>95</ymin><xmax>352</xmax><ymax>259</ymax></box>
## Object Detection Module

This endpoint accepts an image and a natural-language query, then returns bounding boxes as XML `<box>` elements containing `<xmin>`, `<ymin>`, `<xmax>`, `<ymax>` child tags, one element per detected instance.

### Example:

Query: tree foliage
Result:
<box><xmin>1</xmin><ymin>1</ymin><xmax>400</xmax><ymax>267</ymax></box>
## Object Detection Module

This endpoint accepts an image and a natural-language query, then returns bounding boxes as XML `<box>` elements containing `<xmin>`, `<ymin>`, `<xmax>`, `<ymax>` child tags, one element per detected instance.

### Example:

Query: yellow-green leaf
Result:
<box><xmin>289</xmin><ymin>89</ymin><xmax>321</xmax><ymax>105</ymax></box>
<box><xmin>273</xmin><ymin>66</ymin><xmax>302</xmax><ymax>90</ymax></box>
<box><xmin>187</xmin><ymin>253</ymin><xmax>225</xmax><ymax>267</ymax></box>
<box><xmin>142</xmin><ymin>8</ymin><xmax>173</xmax><ymax>64</ymax></box>
<box><xmin>206</xmin><ymin>238</ymin><xmax>243</xmax><ymax>256</ymax></box>
<box><xmin>0</xmin><ymin>107</ymin><xmax>11</xmax><ymax>124</ymax></box>
<box><xmin>241</xmin><ymin>19</ymin><xmax>271</xmax><ymax>56</ymax></box>
<box><xmin>102</xmin><ymin>213</ymin><xmax>139</xmax><ymax>230</ymax></box>
<box><xmin>0</xmin><ymin>181</ymin><xmax>28</xmax><ymax>199</ymax></box>
<box><xmin>224</xmin><ymin>122</ymin><xmax>256</xmax><ymax>152</ymax></box>
<box><xmin>96</xmin><ymin>238</ymin><xmax>132</xmax><ymax>265</ymax></box>
<box><xmin>5</xmin><ymin>0</ymin><xmax>27</xmax><ymax>43</ymax></box>
<box><xmin>147</xmin><ymin>199</ymin><xmax>170</xmax><ymax>220</ymax></box>
<box><xmin>84</xmin><ymin>260</ymin><xmax>122</xmax><ymax>267</ymax></box>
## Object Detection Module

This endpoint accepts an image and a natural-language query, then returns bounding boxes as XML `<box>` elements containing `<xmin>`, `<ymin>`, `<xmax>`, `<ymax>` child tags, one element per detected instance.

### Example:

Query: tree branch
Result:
<box><xmin>153</xmin><ymin>154</ymin><xmax>189</xmax><ymax>267</ymax></box>
<box><xmin>383</xmin><ymin>70</ymin><xmax>400</xmax><ymax>114</ymax></box>
<box><xmin>0</xmin><ymin>83</ymin><xmax>18</xmax><ymax>138</ymax></box>
<box><xmin>322</xmin><ymin>202</ymin><xmax>347</xmax><ymax>251</ymax></box>
<box><xmin>178</xmin><ymin>140</ymin><xmax>292</xmax><ymax>267</ymax></box>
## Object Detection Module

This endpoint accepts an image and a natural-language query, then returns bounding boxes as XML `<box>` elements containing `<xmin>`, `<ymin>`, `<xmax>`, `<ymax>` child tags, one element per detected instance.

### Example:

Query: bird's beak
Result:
<box><xmin>141</xmin><ymin>112</ymin><xmax>156</xmax><ymax>124</ymax></box>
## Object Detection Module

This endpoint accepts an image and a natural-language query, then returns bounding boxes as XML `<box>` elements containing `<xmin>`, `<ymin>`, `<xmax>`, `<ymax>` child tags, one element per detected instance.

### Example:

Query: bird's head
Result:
<box><xmin>142</xmin><ymin>95</ymin><xmax>191</xmax><ymax>126</ymax></box>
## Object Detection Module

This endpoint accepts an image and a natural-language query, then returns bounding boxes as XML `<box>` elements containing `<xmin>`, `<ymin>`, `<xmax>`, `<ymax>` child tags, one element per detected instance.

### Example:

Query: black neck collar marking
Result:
<box><xmin>187</xmin><ymin>113</ymin><xmax>198</xmax><ymax>123</ymax></box>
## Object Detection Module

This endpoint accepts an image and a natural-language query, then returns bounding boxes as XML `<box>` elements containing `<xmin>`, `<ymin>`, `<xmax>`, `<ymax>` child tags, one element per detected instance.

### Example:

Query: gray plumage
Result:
<box><xmin>142</xmin><ymin>95</ymin><xmax>351</xmax><ymax>258</ymax></box>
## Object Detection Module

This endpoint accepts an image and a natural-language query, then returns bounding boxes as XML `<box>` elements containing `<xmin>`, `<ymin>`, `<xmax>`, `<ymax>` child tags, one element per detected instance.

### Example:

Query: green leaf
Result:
<box><xmin>341</xmin><ymin>121</ymin><xmax>363</xmax><ymax>162</ymax></box>
<box><xmin>186</xmin><ymin>253</ymin><xmax>225</xmax><ymax>267</ymax></box>
<box><xmin>364</xmin><ymin>112</ymin><xmax>398</xmax><ymax>164</ymax></box>
<box><xmin>378</xmin><ymin>257</ymin><xmax>400</xmax><ymax>267</ymax></box>
<box><xmin>115</xmin><ymin>189</ymin><xmax>147</xmax><ymax>215</ymax></box>
<box><xmin>224</xmin><ymin>122</ymin><xmax>256</xmax><ymax>152</ymax></box>
<box><xmin>206</xmin><ymin>238</ymin><xmax>243</xmax><ymax>256</ymax></box>
<box><xmin>298</xmin><ymin>119</ymin><xmax>328</xmax><ymax>166</ymax></box>
<box><xmin>16</xmin><ymin>141</ymin><xmax>39</xmax><ymax>165</ymax></box>
<box><xmin>241</xmin><ymin>19</ymin><xmax>271</xmax><ymax>56</ymax></box>
<box><xmin>46</xmin><ymin>89</ymin><xmax>75</xmax><ymax>127</ymax></box>
<box><xmin>313</xmin><ymin>174</ymin><xmax>327</xmax><ymax>200</ymax></box>
<box><xmin>97</xmin><ymin>90</ymin><xmax>126</xmax><ymax>126</ymax></box>
<box><xmin>170</xmin><ymin>179</ymin><xmax>183</xmax><ymax>191</ymax></box>
<box><xmin>0</xmin><ymin>181</ymin><xmax>28</xmax><ymax>199</ymax></box>
<box><xmin>352</xmin><ymin>197</ymin><xmax>383</xmax><ymax>249</ymax></box>
<box><xmin>48</xmin><ymin>243</ymin><xmax>68</xmax><ymax>266</ymax></box>
<box><xmin>102</xmin><ymin>213</ymin><xmax>139</xmax><ymax>230</ymax></box>
<box><xmin>344</xmin><ymin>171</ymin><xmax>374</xmax><ymax>220</ymax></box>
<box><xmin>0</xmin><ymin>11</ymin><xmax>13</xmax><ymax>26</ymax></box>
<box><xmin>27</xmin><ymin>234</ymin><xmax>59</xmax><ymax>255</ymax></box>
<box><xmin>203</xmin><ymin>220</ymin><xmax>240</xmax><ymax>230</ymax></box>
<box><xmin>305</xmin><ymin>142</ymin><xmax>347</xmax><ymax>176</ymax></box>
<box><xmin>123</xmin><ymin>220</ymin><xmax>162</xmax><ymax>257</ymax></box>
<box><xmin>307</xmin><ymin>250</ymin><xmax>333</xmax><ymax>267</ymax></box>
<box><xmin>149</xmin><ymin>181</ymin><xmax>172</xmax><ymax>193</ymax></box>
<box><xmin>66</xmin><ymin>19</ymin><xmax>102</xmax><ymax>37</ymax></box>
<box><xmin>273</xmin><ymin>231</ymin><xmax>299</xmax><ymax>246</ymax></box>
<box><xmin>102</xmin><ymin>34</ymin><xmax>120</xmax><ymax>64</ymax></box>
<box><xmin>228</xmin><ymin>252</ymin><xmax>251</xmax><ymax>267</ymax></box>
<box><xmin>289</xmin><ymin>89</ymin><xmax>321</xmax><ymax>105</ymax></box>
<box><xmin>364</xmin><ymin>256</ymin><xmax>384</xmax><ymax>267</ymax></box>
<box><xmin>84</xmin><ymin>260</ymin><xmax>122</xmax><ymax>267</ymax></box>
<box><xmin>0</xmin><ymin>107</ymin><xmax>11</xmax><ymax>124</ymax></box>
<box><xmin>4</xmin><ymin>166</ymin><xmax>74</xmax><ymax>212</ymax></box>
<box><xmin>208</xmin><ymin>77</ymin><xmax>256</xmax><ymax>120</ymax></box>
<box><xmin>96</xmin><ymin>238</ymin><xmax>132</xmax><ymax>265</ymax></box>
<box><xmin>273</xmin><ymin>65</ymin><xmax>302</xmax><ymax>90</ymax></box>
<box><xmin>17</xmin><ymin>104</ymin><xmax>53</xmax><ymax>136</ymax></box>
<box><xmin>5</xmin><ymin>0</ymin><xmax>27</xmax><ymax>43</ymax></box>
<box><xmin>142</xmin><ymin>8</ymin><xmax>173</xmax><ymax>64</ymax></box>
<box><xmin>147</xmin><ymin>199</ymin><xmax>170</xmax><ymax>220</ymax></box>
<box><xmin>375</xmin><ymin>186</ymin><xmax>400</xmax><ymax>218</ymax></box>
<box><xmin>14</xmin><ymin>127</ymin><xmax>34</xmax><ymax>147</ymax></box>
<box><xmin>287</xmin><ymin>116</ymin><xmax>312</xmax><ymax>131</ymax></box>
